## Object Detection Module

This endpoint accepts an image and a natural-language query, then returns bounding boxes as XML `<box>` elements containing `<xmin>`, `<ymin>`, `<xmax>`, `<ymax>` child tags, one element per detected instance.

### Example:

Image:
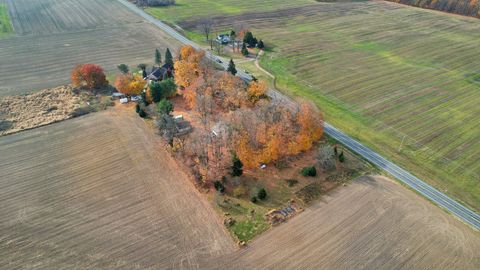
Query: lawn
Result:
<box><xmin>0</xmin><ymin>3</ymin><xmax>13</xmax><ymax>37</ymax></box>
<box><xmin>148</xmin><ymin>0</ymin><xmax>480</xmax><ymax>212</ymax></box>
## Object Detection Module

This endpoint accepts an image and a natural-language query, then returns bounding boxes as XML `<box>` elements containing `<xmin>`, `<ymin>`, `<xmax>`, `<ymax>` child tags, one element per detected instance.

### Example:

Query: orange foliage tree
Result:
<box><xmin>71</xmin><ymin>64</ymin><xmax>108</xmax><ymax>90</ymax></box>
<box><xmin>114</xmin><ymin>74</ymin><xmax>146</xmax><ymax>95</ymax></box>
<box><xmin>174</xmin><ymin>45</ymin><xmax>205</xmax><ymax>89</ymax></box>
<box><xmin>215</xmin><ymin>72</ymin><xmax>247</xmax><ymax>109</ymax></box>
<box><xmin>247</xmin><ymin>80</ymin><xmax>267</xmax><ymax>103</ymax></box>
<box><xmin>292</xmin><ymin>102</ymin><xmax>324</xmax><ymax>153</ymax></box>
<box><xmin>234</xmin><ymin>101</ymin><xmax>324</xmax><ymax>169</ymax></box>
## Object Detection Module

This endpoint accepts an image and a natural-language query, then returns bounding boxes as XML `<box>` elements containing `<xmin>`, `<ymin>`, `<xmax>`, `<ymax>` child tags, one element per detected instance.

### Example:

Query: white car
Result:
<box><xmin>130</xmin><ymin>95</ymin><xmax>141</xmax><ymax>102</ymax></box>
<box><xmin>119</xmin><ymin>98</ymin><xmax>129</xmax><ymax>104</ymax></box>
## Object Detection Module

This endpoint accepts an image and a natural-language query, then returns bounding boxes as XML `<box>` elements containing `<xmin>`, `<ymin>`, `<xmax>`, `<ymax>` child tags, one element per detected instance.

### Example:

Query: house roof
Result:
<box><xmin>147</xmin><ymin>66</ymin><xmax>168</xmax><ymax>80</ymax></box>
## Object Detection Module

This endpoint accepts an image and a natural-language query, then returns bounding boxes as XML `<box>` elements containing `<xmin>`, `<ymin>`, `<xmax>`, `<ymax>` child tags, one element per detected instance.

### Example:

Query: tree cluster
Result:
<box><xmin>172</xmin><ymin>45</ymin><xmax>323</xmax><ymax>183</ymax></box>
<box><xmin>149</xmin><ymin>78</ymin><xmax>177</xmax><ymax>103</ymax></box>
<box><xmin>232</xmin><ymin>101</ymin><xmax>324</xmax><ymax>169</ymax></box>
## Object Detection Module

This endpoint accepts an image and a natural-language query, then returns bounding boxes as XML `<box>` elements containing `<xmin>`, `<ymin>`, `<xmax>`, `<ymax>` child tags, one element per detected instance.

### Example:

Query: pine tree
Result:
<box><xmin>257</xmin><ymin>188</ymin><xmax>267</xmax><ymax>200</ymax></box>
<box><xmin>227</xmin><ymin>59</ymin><xmax>237</xmax><ymax>76</ymax></box>
<box><xmin>241</xmin><ymin>43</ymin><xmax>249</xmax><ymax>57</ymax></box>
<box><xmin>155</xmin><ymin>48</ymin><xmax>162</xmax><ymax>66</ymax></box>
<box><xmin>230</xmin><ymin>152</ymin><xmax>243</xmax><ymax>176</ymax></box>
<box><xmin>257</xmin><ymin>40</ymin><xmax>265</xmax><ymax>49</ymax></box>
<box><xmin>165</xmin><ymin>48</ymin><xmax>174</xmax><ymax>68</ymax></box>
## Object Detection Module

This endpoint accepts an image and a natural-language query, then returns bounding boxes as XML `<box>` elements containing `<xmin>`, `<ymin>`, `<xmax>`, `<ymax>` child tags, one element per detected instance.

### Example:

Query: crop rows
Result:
<box><xmin>0</xmin><ymin>0</ymin><xmax>181</xmax><ymax>96</ymax></box>
<box><xmin>0</xmin><ymin>110</ymin><xmax>235</xmax><ymax>269</ymax></box>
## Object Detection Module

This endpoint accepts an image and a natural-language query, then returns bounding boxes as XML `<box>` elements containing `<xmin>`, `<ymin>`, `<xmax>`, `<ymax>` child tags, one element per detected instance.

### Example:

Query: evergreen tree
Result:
<box><xmin>150</xmin><ymin>82</ymin><xmax>163</xmax><ymax>103</ymax></box>
<box><xmin>257</xmin><ymin>40</ymin><xmax>265</xmax><ymax>49</ymax></box>
<box><xmin>227</xmin><ymin>59</ymin><xmax>237</xmax><ymax>76</ymax></box>
<box><xmin>230</xmin><ymin>152</ymin><xmax>243</xmax><ymax>176</ymax></box>
<box><xmin>165</xmin><ymin>48</ymin><xmax>174</xmax><ymax>68</ymax></box>
<box><xmin>157</xmin><ymin>99</ymin><xmax>174</xmax><ymax>115</ymax></box>
<box><xmin>117</xmin><ymin>64</ymin><xmax>129</xmax><ymax>74</ymax></box>
<box><xmin>155</xmin><ymin>48</ymin><xmax>162</xmax><ymax>66</ymax></box>
<box><xmin>257</xmin><ymin>188</ymin><xmax>267</xmax><ymax>200</ymax></box>
<box><xmin>243</xmin><ymin>31</ymin><xmax>255</xmax><ymax>47</ymax></box>
<box><xmin>241</xmin><ymin>42</ymin><xmax>249</xmax><ymax>56</ymax></box>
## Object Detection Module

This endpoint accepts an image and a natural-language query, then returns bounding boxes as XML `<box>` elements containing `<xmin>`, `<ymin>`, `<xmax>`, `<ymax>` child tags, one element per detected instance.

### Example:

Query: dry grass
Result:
<box><xmin>0</xmin><ymin>86</ymin><xmax>81</xmax><ymax>135</ymax></box>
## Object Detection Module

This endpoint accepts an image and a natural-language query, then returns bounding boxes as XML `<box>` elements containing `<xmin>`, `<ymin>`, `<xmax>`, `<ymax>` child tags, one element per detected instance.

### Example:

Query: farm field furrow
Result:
<box><xmin>171</xmin><ymin>0</ymin><xmax>480</xmax><ymax>211</ymax></box>
<box><xmin>0</xmin><ymin>0</ymin><xmax>182</xmax><ymax>96</ymax></box>
<box><xmin>0</xmin><ymin>108</ymin><xmax>236</xmax><ymax>270</ymax></box>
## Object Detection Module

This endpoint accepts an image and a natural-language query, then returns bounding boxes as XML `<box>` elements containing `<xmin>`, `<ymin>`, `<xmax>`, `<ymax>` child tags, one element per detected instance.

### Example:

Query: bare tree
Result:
<box><xmin>317</xmin><ymin>144</ymin><xmax>336</xmax><ymax>172</ymax></box>
<box><xmin>213</xmin><ymin>41</ymin><xmax>224</xmax><ymax>55</ymax></box>
<box><xmin>198</xmin><ymin>19</ymin><xmax>214</xmax><ymax>42</ymax></box>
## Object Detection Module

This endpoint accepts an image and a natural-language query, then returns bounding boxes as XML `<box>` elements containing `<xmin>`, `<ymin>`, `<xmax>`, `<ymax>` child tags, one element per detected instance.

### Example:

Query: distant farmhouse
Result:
<box><xmin>216</xmin><ymin>34</ymin><xmax>231</xmax><ymax>45</ymax></box>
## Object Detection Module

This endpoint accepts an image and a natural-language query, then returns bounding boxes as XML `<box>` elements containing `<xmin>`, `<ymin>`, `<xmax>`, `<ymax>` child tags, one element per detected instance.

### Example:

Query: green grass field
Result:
<box><xmin>145</xmin><ymin>0</ymin><xmax>315</xmax><ymax>22</ymax></box>
<box><xmin>148</xmin><ymin>1</ymin><xmax>480</xmax><ymax>212</ymax></box>
<box><xmin>0</xmin><ymin>3</ymin><xmax>13</xmax><ymax>37</ymax></box>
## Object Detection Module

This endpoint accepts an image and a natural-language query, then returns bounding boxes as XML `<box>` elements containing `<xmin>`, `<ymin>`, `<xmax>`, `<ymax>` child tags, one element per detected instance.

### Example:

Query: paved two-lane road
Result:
<box><xmin>117</xmin><ymin>0</ymin><xmax>480</xmax><ymax>230</ymax></box>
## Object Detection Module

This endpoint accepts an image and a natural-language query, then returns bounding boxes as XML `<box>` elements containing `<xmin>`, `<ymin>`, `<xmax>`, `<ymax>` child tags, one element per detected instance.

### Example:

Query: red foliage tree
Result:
<box><xmin>71</xmin><ymin>64</ymin><xmax>108</xmax><ymax>90</ymax></box>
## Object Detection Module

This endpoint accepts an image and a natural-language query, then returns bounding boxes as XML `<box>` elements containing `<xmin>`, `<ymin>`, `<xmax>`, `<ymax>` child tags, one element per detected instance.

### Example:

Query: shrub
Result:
<box><xmin>214</xmin><ymin>181</ymin><xmax>225</xmax><ymax>193</ymax></box>
<box><xmin>117</xmin><ymin>64</ymin><xmax>129</xmax><ymax>74</ymax></box>
<box><xmin>233</xmin><ymin>186</ymin><xmax>247</xmax><ymax>198</ymax></box>
<box><xmin>301</xmin><ymin>166</ymin><xmax>317</xmax><ymax>177</ymax></box>
<box><xmin>339</xmin><ymin>151</ymin><xmax>345</xmax><ymax>163</ymax></box>
<box><xmin>138</xmin><ymin>110</ymin><xmax>147</xmax><ymax>118</ymax></box>
<box><xmin>286</xmin><ymin>179</ymin><xmax>299</xmax><ymax>187</ymax></box>
<box><xmin>257</xmin><ymin>188</ymin><xmax>267</xmax><ymax>200</ymax></box>
<box><xmin>135</xmin><ymin>103</ymin><xmax>140</xmax><ymax>113</ymax></box>
<box><xmin>250</xmin><ymin>196</ymin><xmax>258</xmax><ymax>203</ymax></box>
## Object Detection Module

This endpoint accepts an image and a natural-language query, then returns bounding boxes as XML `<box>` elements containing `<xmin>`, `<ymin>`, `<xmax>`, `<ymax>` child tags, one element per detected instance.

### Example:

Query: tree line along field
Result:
<box><xmin>0</xmin><ymin>0</ymin><xmax>181</xmax><ymax>96</ymax></box>
<box><xmin>155</xmin><ymin>0</ymin><xmax>480</xmax><ymax>211</ymax></box>
<box><xmin>387</xmin><ymin>0</ymin><xmax>480</xmax><ymax>18</ymax></box>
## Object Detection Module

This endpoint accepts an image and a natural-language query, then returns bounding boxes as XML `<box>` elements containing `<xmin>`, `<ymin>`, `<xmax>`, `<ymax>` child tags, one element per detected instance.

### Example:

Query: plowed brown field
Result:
<box><xmin>0</xmin><ymin>0</ymin><xmax>181</xmax><ymax>96</ymax></box>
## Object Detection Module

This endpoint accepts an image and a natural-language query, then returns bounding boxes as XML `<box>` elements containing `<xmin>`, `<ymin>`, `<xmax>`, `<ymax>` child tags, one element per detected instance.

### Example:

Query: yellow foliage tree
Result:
<box><xmin>114</xmin><ymin>74</ymin><xmax>145</xmax><ymax>95</ymax></box>
<box><xmin>247</xmin><ymin>80</ymin><xmax>267</xmax><ymax>103</ymax></box>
